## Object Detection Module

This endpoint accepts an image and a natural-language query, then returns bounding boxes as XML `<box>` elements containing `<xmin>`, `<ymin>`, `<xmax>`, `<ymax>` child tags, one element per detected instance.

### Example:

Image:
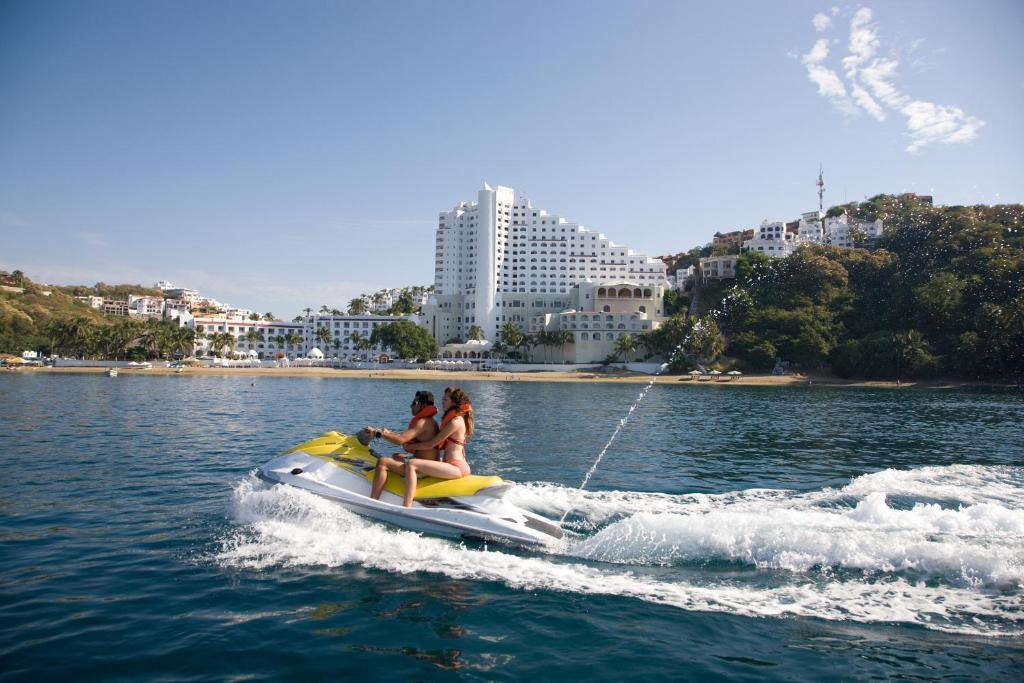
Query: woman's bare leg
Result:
<box><xmin>402</xmin><ymin>459</ymin><xmax>465</xmax><ymax>508</ymax></box>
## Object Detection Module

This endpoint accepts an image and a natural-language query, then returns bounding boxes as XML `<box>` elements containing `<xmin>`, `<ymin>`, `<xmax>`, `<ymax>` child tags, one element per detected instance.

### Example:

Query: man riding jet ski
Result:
<box><xmin>257</xmin><ymin>428</ymin><xmax>564</xmax><ymax>547</ymax></box>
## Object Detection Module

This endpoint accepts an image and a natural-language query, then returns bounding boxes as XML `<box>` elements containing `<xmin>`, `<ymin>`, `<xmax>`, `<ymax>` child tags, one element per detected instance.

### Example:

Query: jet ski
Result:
<box><xmin>258</xmin><ymin>430</ymin><xmax>564</xmax><ymax>547</ymax></box>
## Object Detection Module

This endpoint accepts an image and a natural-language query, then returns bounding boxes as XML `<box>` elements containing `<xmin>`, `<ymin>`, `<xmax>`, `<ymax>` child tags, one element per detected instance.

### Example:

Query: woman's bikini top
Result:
<box><xmin>438</xmin><ymin>405</ymin><xmax>471</xmax><ymax>459</ymax></box>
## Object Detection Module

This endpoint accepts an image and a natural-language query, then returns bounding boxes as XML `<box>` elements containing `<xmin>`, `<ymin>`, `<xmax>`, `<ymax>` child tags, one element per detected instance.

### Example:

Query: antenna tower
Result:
<box><xmin>817</xmin><ymin>164</ymin><xmax>825</xmax><ymax>217</ymax></box>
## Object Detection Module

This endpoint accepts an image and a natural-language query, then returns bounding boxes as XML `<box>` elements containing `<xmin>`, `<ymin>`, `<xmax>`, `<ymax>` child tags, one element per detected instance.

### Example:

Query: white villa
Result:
<box><xmin>528</xmin><ymin>281</ymin><xmax>666</xmax><ymax>363</ymax></box>
<box><xmin>742</xmin><ymin>212</ymin><xmax>884</xmax><ymax>257</ymax></box>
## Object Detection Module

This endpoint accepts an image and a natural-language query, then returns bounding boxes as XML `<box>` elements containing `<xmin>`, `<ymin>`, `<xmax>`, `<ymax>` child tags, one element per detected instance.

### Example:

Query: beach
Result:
<box><xmin>24</xmin><ymin>364</ymin><xmax>1001</xmax><ymax>389</ymax></box>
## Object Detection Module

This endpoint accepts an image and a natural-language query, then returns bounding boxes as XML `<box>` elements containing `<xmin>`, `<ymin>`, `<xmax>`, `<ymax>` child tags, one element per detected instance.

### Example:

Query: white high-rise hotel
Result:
<box><xmin>425</xmin><ymin>183</ymin><xmax>668</xmax><ymax>345</ymax></box>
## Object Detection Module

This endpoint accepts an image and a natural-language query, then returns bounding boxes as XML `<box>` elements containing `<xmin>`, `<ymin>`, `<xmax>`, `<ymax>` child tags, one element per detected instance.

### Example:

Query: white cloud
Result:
<box><xmin>850</xmin><ymin>84</ymin><xmax>885</xmax><ymax>121</ymax></box>
<box><xmin>842</xmin><ymin>7</ymin><xmax>879</xmax><ymax>79</ymax></box>
<box><xmin>901</xmin><ymin>101</ymin><xmax>985</xmax><ymax>152</ymax></box>
<box><xmin>806</xmin><ymin>64</ymin><xmax>847</xmax><ymax>99</ymax></box>
<box><xmin>802</xmin><ymin>39</ymin><xmax>829</xmax><ymax>65</ymax></box>
<box><xmin>798</xmin><ymin>6</ymin><xmax>985</xmax><ymax>152</ymax></box>
<box><xmin>802</xmin><ymin>39</ymin><xmax>857</xmax><ymax>114</ymax></box>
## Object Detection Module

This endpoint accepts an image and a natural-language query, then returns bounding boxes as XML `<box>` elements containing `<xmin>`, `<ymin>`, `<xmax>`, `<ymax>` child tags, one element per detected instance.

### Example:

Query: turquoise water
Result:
<box><xmin>1</xmin><ymin>373</ymin><xmax>1022</xmax><ymax>680</ymax></box>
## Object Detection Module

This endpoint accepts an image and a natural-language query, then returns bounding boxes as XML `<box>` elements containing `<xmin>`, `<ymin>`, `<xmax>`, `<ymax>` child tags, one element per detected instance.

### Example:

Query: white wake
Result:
<box><xmin>217</xmin><ymin>464</ymin><xmax>1024</xmax><ymax>636</ymax></box>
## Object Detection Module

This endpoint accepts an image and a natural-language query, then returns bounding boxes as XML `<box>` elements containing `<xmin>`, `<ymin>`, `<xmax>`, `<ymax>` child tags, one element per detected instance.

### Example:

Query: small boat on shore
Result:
<box><xmin>258</xmin><ymin>430</ymin><xmax>564</xmax><ymax>547</ymax></box>
<box><xmin>106</xmin><ymin>368</ymin><xmax>118</xmax><ymax>377</ymax></box>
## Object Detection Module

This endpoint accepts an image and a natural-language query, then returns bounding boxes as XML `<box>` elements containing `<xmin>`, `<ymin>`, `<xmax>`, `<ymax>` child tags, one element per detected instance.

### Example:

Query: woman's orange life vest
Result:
<box><xmin>438</xmin><ymin>403</ymin><xmax>472</xmax><ymax>451</ymax></box>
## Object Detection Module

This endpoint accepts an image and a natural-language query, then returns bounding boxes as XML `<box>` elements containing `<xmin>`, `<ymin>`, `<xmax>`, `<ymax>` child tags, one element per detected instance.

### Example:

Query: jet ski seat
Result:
<box><xmin>287</xmin><ymin>431</ymin><xmax>509</xmax><ymax>500</ymax></box>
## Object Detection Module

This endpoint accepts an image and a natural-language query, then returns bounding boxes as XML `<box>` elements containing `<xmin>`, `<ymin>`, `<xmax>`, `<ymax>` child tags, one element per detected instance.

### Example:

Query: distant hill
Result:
<box><xmin>0</xmin><ymin>273</ymin><xmax>144</xmax><ymax>354</ymax></box>
<box><xmin>56</xmin><ymin>283</ymin><xmax>163</xmax><ymax>299</ymax></box>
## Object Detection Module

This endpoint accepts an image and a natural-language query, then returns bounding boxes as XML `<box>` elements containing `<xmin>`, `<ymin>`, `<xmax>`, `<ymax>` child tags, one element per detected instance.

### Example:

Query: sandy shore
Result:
<box><xmin>20</xmin><ymin>365</ymin><xmax>1005</xmax><ymax>389</ymax></box>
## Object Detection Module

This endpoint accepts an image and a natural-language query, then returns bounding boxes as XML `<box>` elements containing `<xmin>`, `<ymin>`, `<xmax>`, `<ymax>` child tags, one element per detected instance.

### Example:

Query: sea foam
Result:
<box><xmin>216</xmin><ymin>465</ymin><xmax>1024</xmax><ymax>636</ymax></box>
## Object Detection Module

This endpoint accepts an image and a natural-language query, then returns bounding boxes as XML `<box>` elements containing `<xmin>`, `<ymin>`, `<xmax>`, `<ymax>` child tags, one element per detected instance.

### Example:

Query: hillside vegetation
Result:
<box><xmin>711</xmin><ymin>195</ymin><xmax>1023</xmax><ymax>382</ymax></box>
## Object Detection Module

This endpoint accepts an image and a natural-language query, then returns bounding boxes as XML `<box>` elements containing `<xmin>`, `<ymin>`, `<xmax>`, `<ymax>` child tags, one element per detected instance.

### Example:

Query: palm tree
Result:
<box><xmin>348</xmin><ymin>298</ymin><xmax>368</xmax><ymax>315</ymax></box>
<box><xmin>248</xmin><ymin>312</ymin><xmax>261</xmax><ymax>321</ymax></box>
<box><xmin>319</xmin><ymin>305</ymin><xmax>331</xmax><ymax>315</ymax></box>
<box><xmin>63</xmin><ymin>317</ymin><xmax>95</xmax><ymax>359</ymax></box>
<box><xmin>263</xmin><ymin>312</ymin><xmax>275</xmax><ymax>321</ymax></box>
<box><xmin>614</xmin><ymin>334</ymin><xmax>638</xmax><ymax>363</ymax></box>
<box><xmin>522</xmin><ymin>333</ymin><xmax>538</xmax><ymax>363</ymax></box>
<box><xmin>533</xmin><ymin>330</ymin><xmax>552</xmax><ymax>363</ymax></box>
<box><xmin>467</xmin><ymin>325</ymin><xmax>484</xmax><ymax>342</ymax></box>
<box><xmin>638</xmin><ymin>332</ymin><xmax>658</xmax><ymax>360</ymax></box>
<box><xmin>245</xmin><ymin>330</ymin><xmax>260</xmax><ymax>352</ymax></box>
<box><xmin>316</xmin><ymin>326</ymin><xmax>332</xmax><ymax>351</ymax></box>
<box><xmin>284</xmin><ymin>331</ymin><xmax>303</xmax><ymax>356</ymax></box>
<box><xmin>500</xmin><ymin>322</ymin><xmax>525</xmax><ymax>360</ymax></box>
<box><xmin>892</xmin><ymin>329</ymin><xmax>927</xmax><ymax>382</ymax></box>
<box><xmin>556</xmin><ymin>330</ymin><xmax>574</xmax><ymax>362</ymax></box>
<box><xmin>357</xmin><ymin>336</ymin><xmax>375</xmax><ymax>362</ymax></box>
<box><xmin>170</xmin><ymin>326</ymin><xmax>196</xmax><ymax>358</ymax></box>
<box><xmin>491</xmin><ymin>339</ymin><xmax>508</xmax><ymax>362</ymax></box>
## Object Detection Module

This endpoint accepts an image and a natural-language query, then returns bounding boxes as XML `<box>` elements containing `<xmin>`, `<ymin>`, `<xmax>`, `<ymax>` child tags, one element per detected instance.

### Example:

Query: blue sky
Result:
<box><xmin>2</xmin><ymin>0</ymin><xmax>1021</xmax><ymax>318</ymax></box>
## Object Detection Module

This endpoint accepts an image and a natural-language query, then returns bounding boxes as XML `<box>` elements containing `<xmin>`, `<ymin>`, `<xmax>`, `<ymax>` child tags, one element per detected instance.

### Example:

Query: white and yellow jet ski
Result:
<box><xmin>258</xmin><ymin>431</ymin><xmax>564</xmax><ymax>547</ymax></box>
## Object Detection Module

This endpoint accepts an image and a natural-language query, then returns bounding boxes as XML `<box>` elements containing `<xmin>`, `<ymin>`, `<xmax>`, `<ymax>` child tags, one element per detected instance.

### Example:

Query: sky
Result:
<box><xmin>2</xmin><ymin>0</ymin><xmax>1022</xmax><ymax>318</ymax></box>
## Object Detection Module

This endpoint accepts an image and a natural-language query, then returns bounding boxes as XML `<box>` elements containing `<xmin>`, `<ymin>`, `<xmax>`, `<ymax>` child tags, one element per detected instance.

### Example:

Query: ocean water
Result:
<box><xmin>1</xmin><ymin>373</ymin><xmax>1022</xmax><ymax>680</ymax></box>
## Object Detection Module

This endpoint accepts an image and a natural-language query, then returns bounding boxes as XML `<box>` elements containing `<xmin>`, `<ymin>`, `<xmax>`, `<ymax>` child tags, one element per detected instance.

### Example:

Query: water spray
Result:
<box><xmin>559</xmin><ymin>336</ymin><xmax>695</xmax><ymax>525</ymax></box>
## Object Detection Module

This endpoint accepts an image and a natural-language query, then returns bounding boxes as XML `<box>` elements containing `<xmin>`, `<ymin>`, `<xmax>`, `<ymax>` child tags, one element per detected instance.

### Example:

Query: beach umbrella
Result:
<box><xmin>688</xmin><ymin>369</ymin><xmax>702</xmax><ymax>375</ymax></box>
<box><xmin>708</xmin><ymin>370</ymin><xmax>722</xmax><ymax>375</ymax></box>
<box><xmin>727</xmin><ymin>370</ymin><xmax>742</xmax><ymax>375</ymax></box>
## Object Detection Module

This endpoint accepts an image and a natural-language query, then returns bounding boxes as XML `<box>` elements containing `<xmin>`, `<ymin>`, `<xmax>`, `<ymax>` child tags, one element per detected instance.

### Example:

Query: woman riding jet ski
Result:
<box><xmin>257</xmin><ymin>428</ymin><xmax>564</xmax><ymax>547</ymax></box>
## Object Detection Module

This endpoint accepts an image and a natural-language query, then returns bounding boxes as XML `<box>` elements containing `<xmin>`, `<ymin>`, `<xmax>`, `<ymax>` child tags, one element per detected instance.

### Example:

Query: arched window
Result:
<box><xmin>643</xmin><ymin>288</ymin><xmax>652</xmax><ymax>297</ymax></box>
<box><xmin>597</xmin><ymin>287</ymin><xmax>606</xmax><ymax>297</ymax></box>
<box><xmin>580</xmin><ymin>332</ymin><xmax>588</xmax><ymax>341</ymax></box>
<box><xmin>602</xmin><ymin>305</ymin><xmax>610</xmax><ymax>313</ymax></box>
<box><xmin>633</xmin><ymin>288</ymin><xmax>642</xmax><ymax>297</ymax></box>
<box><xmin>618</xmin><ymin>287</ymin><xmax>632</xmax><ymax>297</ymax></box>
<box><xmin>606</xmin><ymin>333</ymin><xmax>614</xmax><ymax>341</ymax></box>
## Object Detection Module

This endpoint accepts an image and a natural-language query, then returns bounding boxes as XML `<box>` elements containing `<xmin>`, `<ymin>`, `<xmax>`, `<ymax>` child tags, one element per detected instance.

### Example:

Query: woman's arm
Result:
<box><xmin>429</xmin><ymin>417</ymin><xmax>462</xmax><ymax>448</ymax></box>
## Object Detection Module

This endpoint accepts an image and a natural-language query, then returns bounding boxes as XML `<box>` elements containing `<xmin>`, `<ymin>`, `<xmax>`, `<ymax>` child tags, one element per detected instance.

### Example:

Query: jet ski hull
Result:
<box><xmin>258</xmin><ymin>434</ymin><xmax>563</xmax><ymax>548</ymax></box>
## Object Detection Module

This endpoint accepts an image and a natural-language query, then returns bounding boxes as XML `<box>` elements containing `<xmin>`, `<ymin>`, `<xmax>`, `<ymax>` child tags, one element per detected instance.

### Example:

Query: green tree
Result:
<box><xmin>284</xmin><ymin>331</ymin><xmax>302</xmax><ymax>354</ymax></box>
<box><xmin>316</xmin><ymin>326</ymin><xmax>332</xmax><ymax>351</ymax></box>
<box><xmin>370</xmin><ymin>321</ymin><xmax>438</xmax><ymax>360</ymax></box>
<box><xmin>348</xmin><ymin>298</ymin><xmax>368</xmax><ymax>315</ymax></box>
<box><xmin>614</xmin><ymin>334</ymin><xmax>637</xmax><ymax>362</ymax></box>
<box><xmin>467</xmin><ymin>325</ymin><xmax>485</xmax><ymax>342</ymax></box>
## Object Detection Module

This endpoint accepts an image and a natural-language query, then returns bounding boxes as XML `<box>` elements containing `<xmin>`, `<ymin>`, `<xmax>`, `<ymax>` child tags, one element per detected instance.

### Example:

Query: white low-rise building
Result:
<box><xmin>75</xmin><ymin>295</ymin><xmax>105</xmax><ymax>309</ymax></box>
<box><xmin>128</xmin><ymin>295</ymin><xmax>165</xmax><ymax>318</ymax></box>
<box><xmin>192</xmin><ymin>313</ymin><xmax>411</xmax><ymax>360</ymax></box>
<box><xmin>671</xmin><ymin>265</ymin><xmax>696</xmax><ymax>291</ymax></box>
<box><xmin>526</xmin><ymin>281</ymin><xmax>665</xmax><ymax>363</ymax></box>
<box><xmin>742</xmin><ymin>219</ymin><xmax>797</xmax><ymax>257</ymax></box>
<box><xmin>699</xmin><ymin>255</ymin><xmax>738</xmax><ymax>282</ymax></box>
